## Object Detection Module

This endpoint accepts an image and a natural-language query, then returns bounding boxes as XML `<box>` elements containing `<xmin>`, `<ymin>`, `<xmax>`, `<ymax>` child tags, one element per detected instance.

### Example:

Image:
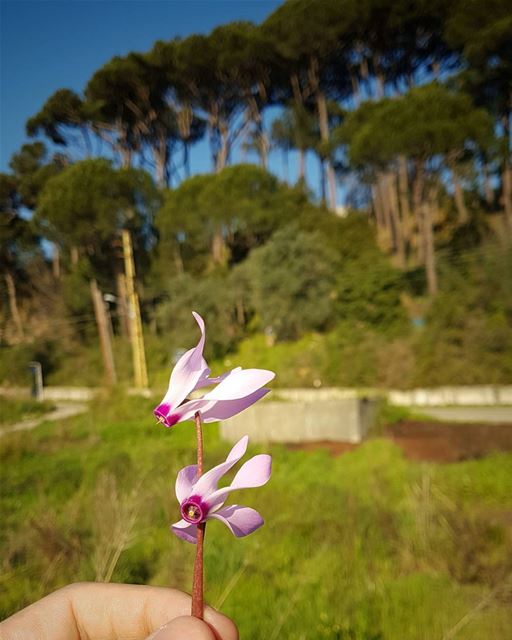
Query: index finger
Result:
<box><xmin>0</xmin><ymin>582</ymin><xmax>238</xmax><ymax>640</ymax></box>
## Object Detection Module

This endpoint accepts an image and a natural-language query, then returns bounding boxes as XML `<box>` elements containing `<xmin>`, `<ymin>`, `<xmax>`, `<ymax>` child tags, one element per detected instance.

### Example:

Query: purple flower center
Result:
<box><xmin>153</xmin><ymin>404</ymin><xmax>179</xmax><ymax>427</ymax></box>
<box><xmin>181</xmin><ymin>496</ymin><xmax>208</xmax><ymax>524</ymax></box>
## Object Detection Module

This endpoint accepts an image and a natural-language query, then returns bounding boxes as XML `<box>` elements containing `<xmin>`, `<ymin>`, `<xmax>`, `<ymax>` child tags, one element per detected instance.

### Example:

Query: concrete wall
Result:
<box><xmin>388</xmin><ymin>386</ymin><xmax>512</xmax><ymax>407</ymax></box>
<box><xmin>220</xmin><ymin>394</ymin><xmax>380</xmax><ymax>444</ymax></box>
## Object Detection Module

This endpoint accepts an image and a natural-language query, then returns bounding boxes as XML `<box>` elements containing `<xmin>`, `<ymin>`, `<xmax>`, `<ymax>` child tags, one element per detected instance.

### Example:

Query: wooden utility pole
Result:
<box><xmin>122</xmin><ymin>229</ymin><xmax>148</xmax><ymax>389</ymax></box>
<box><xmin>91</xmin><ymin>280</ymin><xmax>117</xmax><ymax>385</ymax></box>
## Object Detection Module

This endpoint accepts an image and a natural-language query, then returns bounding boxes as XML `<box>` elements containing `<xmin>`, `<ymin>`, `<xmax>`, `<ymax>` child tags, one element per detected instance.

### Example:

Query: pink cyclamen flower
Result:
<box><xmin>172</xmin><ymin>435</ymin><xmax>271</xmax><ymax>543</ymax></box>
<box><xmin>154</xmin><ymin>311</ymin><xmax>275</xmax><ymax>427</ymax></box>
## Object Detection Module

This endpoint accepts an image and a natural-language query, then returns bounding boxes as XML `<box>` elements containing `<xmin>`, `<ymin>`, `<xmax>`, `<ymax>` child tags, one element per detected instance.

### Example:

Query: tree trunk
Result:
<box><xmin>447</xmin><ymin>157</ymin><xmax>469</xmax><ymax>224</ymax></box>
<box><xmin>412</xmin><ymin>160</ymin><xmax>425</xmax><ymax>265</ymax></box>
<box><xmin>235</xmin><ymin>299</ymin><xmax>245</xmax><ymax>326</ymax></box>
<box><xmin>120</xmin><ymin>146</ymin><xmax>132</xmax><ymax>168</ymax></box>
<box><xmin>174</xmin><ymin>244</ymin><xmax>184</xmax><ymax>275</ymax></box>
<box><xmin>154</xmin><ymin>140</ymin><xmax>169</xmax><ymax>188</ymax></box>
<box><xmin>115</xmin><ymin>270</ymin><xmax>130</xmax><ymax>338</ymax></box>
<box><xmin>283</xmin><ymin>150</ymin><xmax>289</xmax><ymax>183</ymax></box>
<box><xmin>52</xmin><ymin>244</ymin><xmax>61</xmax><ymax>279</ymax></box>
<box><xmin>350</xmin><ymin>71</ymin><xmax>361</xmax><ymax>108</ymax></box>
<box><xmin>316</xmin><ymin>89</ymin><xmax>336</xmax><ymax>211</ymax></box>
<box><xmin>452</xmin><ymin>174</ymin><xmax>469</xmax><ymax>224</ymax></box>
<box><xmin>208</xmin><ymin>118</ymin><xmax>218</xmax><ymax>172</ymax></box>
<box><xmin>387</xmin><ymin>172</ymin><xmax>406</xmax><ymax>267</ymax></box>
<box><xmin>91</xmin><ymin>280</ymin><xmax>117</xmax><ymax>385</ymax></box>
<box><xmin>259</xmin><ymin>128</ymin><xmax>269</xmax><ymax>169</ymax></box>
<box><xmin>502</xmin><ymin>154</ymin><xmax>512</xmax><ymax>232</ymax></box>
<box><xmin>371</xmin><ymin>183</ymin><xmax>387</xmax><ymax>250</ymax></box>
<box><xmin>5</xmin><ymin>270</ymin><xmax>24</xmax><ymax>339</ymax></box>
<box><xmin>216</xmin><ymin>121</ymin><xmax>230</xmax><ymax>172</ymax></box>
<box><xmin>298</xmin><ymin>149</ymin><xmax>305</xmax><ymax>183</ymax></box>
<box><xmin>398</xmin><ymin>155</ymin><xmax>412</xmax><ymax>249</ymax></box>
<box><xmin>211</xmin><ymin>228</ymin><xmax>227</xmax><ymax>266</ymax></box>
<box><xmin>424</xmin><ymin>188</ymin><xmax>439</xmax><ymax>296</ymax></box>
<box><xmin>71</xmin><ymin>246</ymin><xmax>79</xmax><ymax>266</ymax></box>
<box><xmin>483</xmin><ymin>163</ymin><xmax>494</xmax><ymax>208</ymax></box>
<box><xmin>377</xmin><ymin>172</ymin><xmax>393</xmax><ymax>251</ymax></box>
<box><xmin>373</xmin><ymin>56</ymin><xmax>385</xmax><ymax>99</ymax></box>
<box><xmin>319</xmin><ymin>157</ymin><xmax>326</xmax><ymax>205</ymax></box>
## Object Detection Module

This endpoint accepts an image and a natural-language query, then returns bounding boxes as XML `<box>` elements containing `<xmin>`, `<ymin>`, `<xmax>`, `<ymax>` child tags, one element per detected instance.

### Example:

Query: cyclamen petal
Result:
<box><xmin>193</xmin><ymin>367</ymin><xmax>241</xmax><ymax>392</ymax></box>
<box><xmin>175</xmin><ymin>464</ymin><xmax>198</xmax><ymax>503</ymax></box>
<box><xmin>171</xmin><ymin>518</ymin><xmax>198</xmax><ymax>543</ymax></box>
<box><xmin>164</xmin><ymin>398</ymin><xmax>217</xmax><ymax>426</ymax></box>
<box><xmin>203</xmin><ymin>368</ymin><xmax>275</xmax><ymax>401</ymax></box>
<box><xmin>157</xmin><ymin>311</ymin><xmax>208</xmax><ymax>413</ymax></box>
<box><xmin>208</xmin><ymin>505</ymin><xmax>264</xmax><ymax>538</ymax></box>
<box><xmin>206</xmin><ymin>454</ymin><xmax>272</xmax><ymax>510</ymax></box>
<box><xmin>196</xmin><ymin>388</ymin><xmax>271</xmax><ymax>423</ymax></box>
<box><xmin>191</xmin><ymin>435</ymin><xmax>249</xmax><ymax>497</ymax></box>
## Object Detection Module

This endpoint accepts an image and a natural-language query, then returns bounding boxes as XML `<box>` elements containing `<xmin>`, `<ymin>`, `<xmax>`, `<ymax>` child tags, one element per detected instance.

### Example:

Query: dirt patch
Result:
<box><xmin>387</xmin><ymin>420</ymin><xmax>512</xmax><ymax>462</ymax></box>
<box><xmin>286</xmin><ymin>421</ymin><xmax>512</xmax><ymax>463</ymax></box>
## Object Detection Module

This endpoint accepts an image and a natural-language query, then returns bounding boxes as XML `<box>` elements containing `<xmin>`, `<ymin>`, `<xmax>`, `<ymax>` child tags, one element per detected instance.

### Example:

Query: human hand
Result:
<box><xmin>0</xmin><ymin>582</ymin><xmax>238</xmax><ymax>640</ymax></box>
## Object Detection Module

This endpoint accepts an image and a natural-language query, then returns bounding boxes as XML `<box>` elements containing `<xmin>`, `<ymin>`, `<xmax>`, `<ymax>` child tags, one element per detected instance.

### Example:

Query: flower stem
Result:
<box><xmin>191</xmin><ymin>411</ymin><xmax>205</xmax><ymax>619</ymax></box>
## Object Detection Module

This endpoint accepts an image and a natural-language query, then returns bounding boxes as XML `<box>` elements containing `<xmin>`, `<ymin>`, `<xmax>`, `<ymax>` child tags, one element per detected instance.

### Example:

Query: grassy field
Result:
<box><xmin>0</xmin><ymin>397</ymin><xmax>55</xmax><ymax>426</ymax></box>
<box><xmin>1</xmin><ymin>393</ymin><xmax>511</xmax><ymax>639</ymax></box>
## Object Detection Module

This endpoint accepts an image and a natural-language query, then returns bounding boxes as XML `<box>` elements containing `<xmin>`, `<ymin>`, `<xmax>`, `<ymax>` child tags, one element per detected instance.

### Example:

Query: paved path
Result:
<box><xmin>420</xmin><ymin>406</ymin><xmax>512</xmax><ymax>424</ymax></box>
<box><xmin>0</xmin><ymin>402</ymin><xmax>87</xmax><ymax>437</ymax></box>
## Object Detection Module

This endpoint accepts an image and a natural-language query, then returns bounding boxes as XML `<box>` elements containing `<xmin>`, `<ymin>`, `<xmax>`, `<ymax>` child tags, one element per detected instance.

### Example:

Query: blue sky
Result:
<box><xmin>0</xmin><ymin>0</ymin><xmax>294</xmax><ymax>172</ymax></box>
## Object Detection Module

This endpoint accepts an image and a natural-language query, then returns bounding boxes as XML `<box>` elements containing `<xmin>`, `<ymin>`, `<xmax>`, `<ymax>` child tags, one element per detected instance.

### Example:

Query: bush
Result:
<box><xmin>414</xmin><ymin>243</ymin><xmax>512</xmax><ymax>385</ymax></box>
<box><xmin>156</xmin><ymin>273</ymin><xmax>243</xmax><ymax>360</ymax></box>
<box><xmin>242</xmin><ymin>225</ymin><xmax>339</xmax><ymax>340</ymax></box>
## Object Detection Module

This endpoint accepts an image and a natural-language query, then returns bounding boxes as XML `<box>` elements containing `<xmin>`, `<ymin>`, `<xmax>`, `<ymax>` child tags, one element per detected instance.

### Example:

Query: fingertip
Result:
<box><xmin>204</xmin><ymin>608</ymin><xmax>239</xmax><ymax>640</ymax></box>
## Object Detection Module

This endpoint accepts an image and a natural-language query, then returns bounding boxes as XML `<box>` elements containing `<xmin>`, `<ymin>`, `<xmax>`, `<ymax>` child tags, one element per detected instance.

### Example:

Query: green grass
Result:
<box><xmin>0</xmin><ymin>397</ymin><xmax>55</xmax><ymax>426</ymax></box>
<box><xmin>1</xmin><ymin>393</ymin><xmax>511</xmax><ymax>638</ymax></box>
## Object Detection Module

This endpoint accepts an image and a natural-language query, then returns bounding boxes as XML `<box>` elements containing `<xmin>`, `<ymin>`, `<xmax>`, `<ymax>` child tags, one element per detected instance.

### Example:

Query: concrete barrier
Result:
<box><xmin>0</xmin><ymin>386</ymin><xmax>153</xmax><ymax>401</ymax></box>
<box><xmin>220</xmin><ymin>393</ymin><xmax>380</xmax><ymax>444</ymax></box>
<box><xmin>388</xmin><ymin>385</ymin><xmax>512</xmax><ymax>407</ymax></box>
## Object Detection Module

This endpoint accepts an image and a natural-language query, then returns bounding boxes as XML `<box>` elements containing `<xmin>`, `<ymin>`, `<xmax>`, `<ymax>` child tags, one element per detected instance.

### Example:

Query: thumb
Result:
<box><xmin>146</xmin><ymin>616</ymin><xmax>220</xmax><ymax>640</ymax></box>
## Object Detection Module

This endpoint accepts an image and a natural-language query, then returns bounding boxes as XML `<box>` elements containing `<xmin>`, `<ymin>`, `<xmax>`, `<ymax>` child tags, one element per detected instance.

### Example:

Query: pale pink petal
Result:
<box><xmin>208</xmin><ymin>505</ymin><xmax>264</xmax><ymax>538</ymax></box>
<box><xmin>199</xmin><ymin>388</ymin><xmax>271</xmax><ymax>423</ymax></box>
<box><xmin>206</xmin><ymin>454</ymin><xmax>272</xmax><ymax>509</ymax></box>
<box><xmin>171</xmin><ymin>518</ymin><xmax>198</xmax><ymax>544</ymax></box>
<box><xmin>160</xmin><ymin>312</ymin><xmax>209</xmax><ymax>410</ymax></box>
<box><xmin>203</xmin><ymin>368</ymin><xmax>275</xmax><ymax>401</ymax></box>
<box><xmin>191</xmin><ymin>435</ymin><xmax>249</xmax><ymax>498</ymax></box>
<box><xmin>158</xmin><ymin>388</ymin><xmax>270</xmax><ymax>426</ymax></box>
<box><xmin>175</xmin><ymin>464</ymin><xmax>198</xmax><ymax>503</ymax></box>
<box><xmin>167</xmin><ymin>398</ymin><xmax>217</xmax><ymax>425</ymax></box>
<box><xmin>193</xmin><ymin>367</ymin><xmax>242</xmax><ymax>392</ymax></box>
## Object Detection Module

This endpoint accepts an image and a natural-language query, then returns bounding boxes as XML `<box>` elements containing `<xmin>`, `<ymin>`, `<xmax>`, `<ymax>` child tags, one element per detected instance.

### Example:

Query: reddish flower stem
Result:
<box><xmin>191</xmin><ymin>411</ymin><xmax>205</xmax><ymax>619</ymax></box>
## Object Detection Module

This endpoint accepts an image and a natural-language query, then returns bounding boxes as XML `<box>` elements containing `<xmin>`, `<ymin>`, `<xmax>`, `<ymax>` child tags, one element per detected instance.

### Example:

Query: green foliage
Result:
<box><xmin>445</xmin><ymin>0</ymin><xmax>512</xmax><ymax>121</ymax></box>
<box><xmin>1</xmin><ymin>396</ymin><xmax>511</xmax><ymax>638</ymax></box>
<box><xmin>60</xmin><ymin>259</ymin><xmax>93</xmax><ymax>317</ymax></box>
<box><xmin>26</xmin><ymin>89</ymin><xmax>86</xmax><ymax>146</ymax></box>
<box><xmin>156</xmin><ymin>273</ymin><xmax>242</xmax><ymax>360</ymax></box>
<box><xmin>414</xmin><ymin>243</ymin><xmax>512</xmax><ymax>385</ymax></box>
<box><xmin>153</xmin><ymin>165</ymin><xmax>310</xmax><ymax>279</ymax></box>
<box><xmin>8</xmin><ymin>142</ymin><xmax>65</xmax><ymax>210</ymax></box>
<box><xmin>35</xmin><ymin>159</ymin><xmax>158</xmax><ymax>251</ymax></box>
<box><xmin>340</xmin><ymin>84</ymin><xmax>494</xmax><ymax>167</ymax></box>
<box><xmin>242</xmin><ymin>225</ymin><xmax>338</xmax><ymax>340</ymax></box>
<box><xmin>0</xmin><ymin>341</ymin><xmax>63</xmax><ymax>385</ymax></box>
<box><xmin>0</xmin><ymin>397</ymin><xmax>54</xmax><ymax>426</ymax></box>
